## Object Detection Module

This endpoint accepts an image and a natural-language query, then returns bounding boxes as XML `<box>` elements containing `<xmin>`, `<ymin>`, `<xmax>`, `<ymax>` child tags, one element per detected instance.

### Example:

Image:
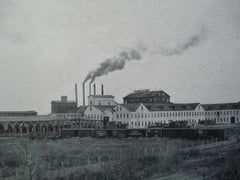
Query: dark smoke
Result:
<box><xmin>159</xmin><ymin>29</ymin><xmax>206</xmax><ymax>56</ymax></box>
<box><xmin>84</xmin><ymin>49</ymin><xmax>143</xmax><ymax>83</ymax></box>
<box><xmin>83</xmin><ymin>29</ymin><xmax>206</xmax><ymax>83</ymax></box>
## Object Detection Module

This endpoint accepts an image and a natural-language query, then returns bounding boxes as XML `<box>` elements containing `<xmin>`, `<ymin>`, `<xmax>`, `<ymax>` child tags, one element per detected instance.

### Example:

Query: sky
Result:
<box><xmin>0</xmin><ymin>0</ymin><xmax>240</xmax><ymax>114</ymax></box>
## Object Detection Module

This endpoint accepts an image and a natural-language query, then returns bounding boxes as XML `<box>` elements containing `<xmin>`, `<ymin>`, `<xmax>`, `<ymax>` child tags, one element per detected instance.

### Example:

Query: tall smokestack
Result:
<box><xmin>94</xmin><ymin>84</ymin><xmax>96</xmax><ymax>95</ymax></box>
<box><xmin>101</xmin><ymin>84</ymin><xmax>104</xmax><ymax>95</ymax></box>
<box><xmin>75</xmin><ymin>83</ymin><xmax>78</xmax><ymax>107</ymax></box>
<box><xmin>89</xmin><ymin>83</ymin><xmax>92</xmax><ymax>96</ymax></box>
<box><xmin>82</xmin><ymin>83</ymin><xmax>85</xmax><ymax>106</ymax></box>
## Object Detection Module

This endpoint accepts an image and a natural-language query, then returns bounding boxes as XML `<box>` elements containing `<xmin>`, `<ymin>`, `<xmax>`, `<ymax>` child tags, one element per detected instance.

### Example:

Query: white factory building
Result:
<box><xmin>114</xmin><ymin>103</ymin><xmax>205</xmax><ymax>128</ymax></box>
<box><xmin>83</xmin><ymin>88</ymin><xmax>240</xmax><ymax>129</ymax></box>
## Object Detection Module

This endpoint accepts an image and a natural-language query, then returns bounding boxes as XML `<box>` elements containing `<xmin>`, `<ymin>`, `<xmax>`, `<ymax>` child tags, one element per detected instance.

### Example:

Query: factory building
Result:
<box><xmin>114</xmin><ymin>103</ymin><xmax>205</xmax><ymax>128</ymax></box>
<box><xmin>88</xmin><ymin>95</ymin><xmax>115</xmax><ymax>106</ymax></box>
<box><xmin>202</xmin><ymin>102</ymin><xmax>240</xmax><ymax>124</ymax></box>
<box><xmin>123</xmin><ymin>89</ymin><xmax>170</xmax><ymax>104</ymax></box>
<box><xmin>83</xmin><ymin>83</ymin><xmax>117</xmax><ymax>126</ymax></box>
<box><xmin>84</xmin><ymin>105</ymin><xmax>115</xmax><ymax>121</ymax></box>
<box><xmin>51</xmin><ymin>96</ymin><xmax>77</xmax><ymax>114</ymax></box>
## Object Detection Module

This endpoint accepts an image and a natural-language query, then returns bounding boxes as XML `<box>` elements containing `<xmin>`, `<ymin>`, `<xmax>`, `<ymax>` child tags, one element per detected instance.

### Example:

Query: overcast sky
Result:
<box><xmin>0</xmin><ymin>0</ymin><xmax>240</xmax><ymax>114</ymax></box>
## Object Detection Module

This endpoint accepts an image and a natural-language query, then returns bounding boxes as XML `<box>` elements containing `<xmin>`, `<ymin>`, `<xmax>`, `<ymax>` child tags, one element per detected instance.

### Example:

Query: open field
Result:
<box><xmin>0</xmin><ymin>136</ymin><xmax>239</xmax><ymax>180</ymax></box>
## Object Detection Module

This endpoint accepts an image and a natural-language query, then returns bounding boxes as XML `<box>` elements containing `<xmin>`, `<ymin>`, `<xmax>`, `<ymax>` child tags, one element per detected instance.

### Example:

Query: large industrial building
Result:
<box><xmin>51</xmin><ymin>96</ymin><xmax>77</xmax><ymax>114</ymax></box>
<box><xmin>1</xmin><ymin>83</ymin><xmax>240</xmax><ymax>136</ymax></box>
<box><xmin>123</xmin><ymin>89</ymin><xmax>170</xmax><ymax>104</ymax></box>
<box><xmin>83</xmin><ymin>88</ymin><xmax>240</xmax><ymax>129</ymax></box>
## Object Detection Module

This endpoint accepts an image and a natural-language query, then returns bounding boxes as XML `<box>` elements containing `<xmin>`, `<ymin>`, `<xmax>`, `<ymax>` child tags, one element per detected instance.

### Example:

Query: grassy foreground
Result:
<box><xmin>0</xmin><ymin>137</ymin><xmax>239</xmax><ymax>180</ymax></box>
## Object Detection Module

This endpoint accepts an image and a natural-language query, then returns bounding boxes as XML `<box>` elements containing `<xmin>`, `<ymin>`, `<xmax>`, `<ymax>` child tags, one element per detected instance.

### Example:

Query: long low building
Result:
<box><xmin>113</xmin><ymin>102</ymin><xmax>240</xmax><ymax>128</ymax></box>
<box><xmin>84</xmin><ymin>102</ymin><xmax>240</xmax><ymax>129</ymax></box>
<box><xmin>0</xmin><ymin>113</ymin><xmax>103</xmax><ymax>136</ymax></box>
<box><xmin>114</xmin><ymin>103</ymin><xmax>205</xmax><ymax>128</ymax></box>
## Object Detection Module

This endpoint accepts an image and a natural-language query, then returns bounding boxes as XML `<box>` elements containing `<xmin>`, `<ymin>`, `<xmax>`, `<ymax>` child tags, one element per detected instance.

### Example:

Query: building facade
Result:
<box><xmin>114</xmin><ymin>103</ymin><xmax>205</xmax><ymax>128</ymax></box>
<box><xmin>202</xmin><ymin>103</ymin><xmax>240</xmax><ymax>125</ymax></box>
<box><xmin>84</xmin><ymin>106</ymin><xmax>115</xmax><ymax>122</ymax></box>
<box><xmin>123</xmin><ymin>89</ymin><xmax>170</xmax><ymax>104</ymax></box>
<box><xmin>51</xmin><ymin>96</ymin><xmax>77</xmax><ymax>113</ymax></box>
<box><xmin>88</xmin><ymin>95</ymin><xmax>116</xmax><ymax>106</ymax></box>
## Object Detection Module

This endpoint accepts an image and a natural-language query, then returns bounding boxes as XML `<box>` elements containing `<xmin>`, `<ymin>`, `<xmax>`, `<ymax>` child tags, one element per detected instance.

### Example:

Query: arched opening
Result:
<box><xmin>42</xmin><ymin>124</ymin><xmax>47</xmax><ymax>133</ymax></box>
<box><xmin>28</xmin><ymin>124</ymin><xmax>33</xmax><ymax>133</ymax></box>
<box><xmin>22</xmin><ymin>124</ymin><xmax>27</xmax><ymax>134</ymax></box>
<box><xmin>48</xmin><ymin>124</ymin><xmax>54</xmax><ymax>132</ymax></box>
<box><xmin>36</xmin><ymin>124</ymin><xmax>41</xmax><ymax>132</ymax></box>
<box><xmin>8</xmin><ymin>124</ymin><xmax>13</xmax><ymax>133</ymax></box>
<box><xmin>14</xmin><ymin>124</ymin><xmax>20</xmax><ymax>133</ymax></box>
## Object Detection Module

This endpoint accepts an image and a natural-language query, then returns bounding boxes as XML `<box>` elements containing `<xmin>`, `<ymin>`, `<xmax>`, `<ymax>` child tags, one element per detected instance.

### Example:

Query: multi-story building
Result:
<box><xmin>202</xmin><ymin>102</ymin><xmax>240</xmax><ymax>124</ymax></box>
<box><xmin>123</xmin><ymin>89</ymin><xmax>170</xmax><ymax>104</ymax></box>
<box><xmin>83</xmin><ymin>88</ymin><xmax>240</xmax><ymax>129</ymax></box>
<box><xmin>51</xmin><ymin>96</ymin><xmax>77</xmax><ymax>114</ymax></box>
<box><xmin>84</xmin><ymin>94</ymin><xmax>116</xmax><ymax>123</ymax></box>
<box><xmin>88</xmin><ymin>95</ymin><xmax>115</xmax><ymax>106</ymax></box>
<box><xmin>114</xmin><ymin>103</ymin><xmax>205</xmax><ymax>128</ymax></box>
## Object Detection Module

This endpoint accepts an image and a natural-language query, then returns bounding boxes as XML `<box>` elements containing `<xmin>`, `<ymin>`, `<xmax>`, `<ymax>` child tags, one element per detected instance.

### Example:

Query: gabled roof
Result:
<box><xmin>88</xmin><ymin>95</ymin><xmax>114</xmax><ymax>98</ymax></box>
<box><xmin>77</xmin><ymin>106</ymin><xmax>87</xmax><ymax>114</ymax></box>
<box><xmin>0</xmin><ymin>115</ymin><xmax>59</xmax><ymax>122</ymax></box>
<box><xmin>118</xmin><ymin>104</ymin><xmax>141</xmax><ymax>112</ymax></box>
<box><xmin>0</xmin><ymin>110</ymin><xmax>37</xmax><ymax>113</ymax></box>
<box><xmin>123</xmin><ymin>90</ymin><xmax>170</xmax><ymax>99</ymax></box>
<box><xmin>143</xmin><ymin>103</ymin><xmax>200</xmax><ymax>112</ymax></box>
<box><xmin>202</xmin><ymin>102</ymin><xmax>240</xmax><ymax>111</ymax></box>
<box><xmin>92</xmin><ymin>106</ymin><xmax>116</xmax><ymax>113</ymax></box>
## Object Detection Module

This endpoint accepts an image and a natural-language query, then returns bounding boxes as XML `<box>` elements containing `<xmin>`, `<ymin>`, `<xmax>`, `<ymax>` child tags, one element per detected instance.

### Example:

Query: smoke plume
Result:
<box><xmin>83</xmin><ymin>29</ymin><xmax>206</xmax><ymax>84</ymax></box>
<box><xmin>84</xmin><ymin>49</ymin><xmax>143</xmax><ymax>83</ymax></box>
<box><xmin>159</xmin><ymin>29</ymin><xmax>206</xmax><ymax>56</ymax></box>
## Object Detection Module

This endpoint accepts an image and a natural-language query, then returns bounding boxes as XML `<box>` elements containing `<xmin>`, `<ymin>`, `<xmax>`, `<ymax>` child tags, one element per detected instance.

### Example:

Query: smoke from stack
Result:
<box><xmin>158</xmin><ymin>29</ymin><xmax>206</xmax><ymax>56</ymax></box>
<box><xmin>83</xmin><ymin>48</ymin><xmax>144</xmax><ymax>84</ymax></box>
<box><xmin>81</xmin><ymin>29</ymin><xmax>206</xmax><ymax>103</ymax></box>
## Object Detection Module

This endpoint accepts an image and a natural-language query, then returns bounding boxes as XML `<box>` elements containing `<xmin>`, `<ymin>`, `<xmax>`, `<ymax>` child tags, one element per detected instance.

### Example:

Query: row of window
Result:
<box><xmin>116</xmin><ymin>111</ymin><xmax>204</xmax><ymax>119</ymax></box>
<box><xmin>126</xmin><ymin>97</ymin><xmax>169</xmax><ymax>103</ymax></box>
<box><xmin>205</xmin><ymin>110</ymin><xmax>239</xmax><ymax>116</ymax></box>
<box><xmin>57</xmin><ymin>114</ymin><xmax>82</xmax><ymax>119</ymax></box>
<box><xmin>128</xmin><ymin>119</ymin><xmax>199</xmax><ymax>128</ymax></box>
<box><xmin>85</xmin><ymin>114</ymin><xmax>103</xmax><ymax>120</ymax></box>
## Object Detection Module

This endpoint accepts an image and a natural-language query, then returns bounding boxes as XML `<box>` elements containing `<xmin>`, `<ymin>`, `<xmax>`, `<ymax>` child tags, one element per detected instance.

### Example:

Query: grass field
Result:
<box><xmin>0</xmin><ymin>136</ymin><xmax>239</xmax><ymax>180</ymax></box>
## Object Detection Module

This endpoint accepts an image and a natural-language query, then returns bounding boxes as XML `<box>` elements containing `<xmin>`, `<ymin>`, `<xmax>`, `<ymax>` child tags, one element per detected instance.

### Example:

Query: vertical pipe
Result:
<box><xmin>89</xmin><ymin>83</ymin><xmax>92</xmax><ymax>96</ymax></box>
<box><xmin>94</xmin><ymin>84</ymin><xmax>96</xmax><ymax>95</ymax></box>
<box><xmin>75</xmin><ymin>83</ymin><xmax>78</xmax><ymax>107</ymax></box>
<box><xmin>101</xmin><ymin>84</ymin><xmax>104</xmax><ymax>95</ymax></box>
<box><xmin>82</xmin><ymin>83</ymin><xmax>85</xmax><ymax>106</ymax></box>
